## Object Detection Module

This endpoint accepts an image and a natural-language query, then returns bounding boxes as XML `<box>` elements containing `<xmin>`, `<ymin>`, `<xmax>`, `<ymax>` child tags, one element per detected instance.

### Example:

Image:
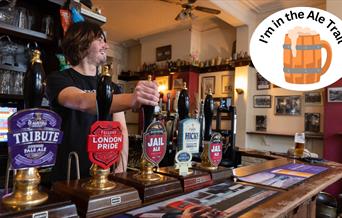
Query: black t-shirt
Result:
<box><xmin>46</xmin><ymin>68</ymin><xmax>121</xmax><ymax>181</ymax></box>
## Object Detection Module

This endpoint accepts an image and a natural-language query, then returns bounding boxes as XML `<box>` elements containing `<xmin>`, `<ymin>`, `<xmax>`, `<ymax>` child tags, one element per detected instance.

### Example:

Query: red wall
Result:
<box><xmin>324</xmin><ymin>78</ymin><xmax>342</xmax><ymax>197</ymax></box>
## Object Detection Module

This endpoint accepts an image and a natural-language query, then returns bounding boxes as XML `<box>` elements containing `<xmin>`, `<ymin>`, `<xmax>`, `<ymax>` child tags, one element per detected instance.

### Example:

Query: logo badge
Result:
<box><xmin>87</xmin><ymin>121</ymin><xmax>123</xmax><ymax>169</ymax></box>
<box><xmin>208</xmin><ymin>133</ymin><xmax>222</xmax><ymax>167</ymax></box>
<box><xmin>7</xmin><ymin>109</ymin><xmax>63</xmax><ymax>169</ymax></box>
<box><xmin>250</xmin><ymin>7</ymin><xmax>342</xmax><ymax>91</ymax></box>
<box><xmin>178</xmin><ymin>119</ymin><xmax>200</xmax><ymax>153</ymax></box>
<box><xmin>143</xmin><ymin>121</ymin><xmax>167</xmax><ymax>165</ymax></box>
<box><xmin>174</xmin><ymin>150</ymin><xmax>192</xmax><ymax>176</ymax></box>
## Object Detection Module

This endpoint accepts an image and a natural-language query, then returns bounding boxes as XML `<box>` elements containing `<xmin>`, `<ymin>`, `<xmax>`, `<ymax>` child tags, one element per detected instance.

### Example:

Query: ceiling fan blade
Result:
<box><xmin>194</xmin><ymin>6</ymin><xmax>220</xmax><ymax>14</ymax></box>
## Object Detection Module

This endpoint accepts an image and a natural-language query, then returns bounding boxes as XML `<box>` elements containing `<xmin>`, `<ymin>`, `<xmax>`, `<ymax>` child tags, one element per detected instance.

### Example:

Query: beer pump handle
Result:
<box><xmin>96</xmin><ymin>65</ymin><xmax>113</xmax><ymax>121</ymax></box>
<box><xmin>166</xmin><ymin>93</ymin><xmax>171</xmax><ymax>118</ymax></box>
<box><xmin>143</xmin><ymin>75</ymin><xmax>155</xmax><ymax>131</ymax></box>
<box><xmin>199</xmin><ymin>99</ymin><xmax>205</xmax><ymax>152</ymax></box>
<box><xmin>178</xmin><ymin>82</ymin><xmax>190</xmax><ymax>121</ymax></box>
<box><xmin>204</xmin><ymin>89</ymin><xmax>214</xmax><ymax>141</ymax></box>
<box><xmin>24</xmin><ymin>49</ymin><xmax>46</xmax><ymax>109</ymax></box>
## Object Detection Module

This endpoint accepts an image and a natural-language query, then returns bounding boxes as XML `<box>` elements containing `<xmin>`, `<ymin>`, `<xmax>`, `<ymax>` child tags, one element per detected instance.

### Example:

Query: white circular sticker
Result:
<box><xmin>250</xmin><ymin>7</ymin><xmax>342</xmax><ymax>91</ymax></box>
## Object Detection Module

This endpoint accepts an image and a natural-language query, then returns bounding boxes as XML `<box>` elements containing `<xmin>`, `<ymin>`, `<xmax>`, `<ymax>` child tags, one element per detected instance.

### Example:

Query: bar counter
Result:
<box><xmin>235</xmin><ymin>155</ymin><xmax>342</xmax><ymax>217</ymax></box>
<box><xmin>1</xmin><ymin>149</ymin><xmax>341</xmax><ymax>218</ymax></box>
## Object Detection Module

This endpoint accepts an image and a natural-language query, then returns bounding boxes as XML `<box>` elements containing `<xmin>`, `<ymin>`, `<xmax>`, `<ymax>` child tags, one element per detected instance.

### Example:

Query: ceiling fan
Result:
<box><xmin>160</xmin><ymin>0</ymin><xmax>221</xmax><ymax>21</ymax></box>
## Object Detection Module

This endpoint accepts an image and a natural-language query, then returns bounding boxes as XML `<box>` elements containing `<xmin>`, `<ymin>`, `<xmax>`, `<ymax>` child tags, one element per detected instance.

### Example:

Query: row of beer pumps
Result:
<box><xmin>152</xmin><ymin>80</ymin><xmax>238</xmax><ymax>169</ymax></box>
<box><xmin>0</xmin><ymin>47</ymin><xmax>238</xmax><ymax>217</ymax></box>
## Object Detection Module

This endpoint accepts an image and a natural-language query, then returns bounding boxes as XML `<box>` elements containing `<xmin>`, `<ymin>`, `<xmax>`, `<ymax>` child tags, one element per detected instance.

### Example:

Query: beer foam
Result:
<box><xmin>288</xmin><ymin>26</ymin><xmax>317</xmax><ymax>57</ymax></box>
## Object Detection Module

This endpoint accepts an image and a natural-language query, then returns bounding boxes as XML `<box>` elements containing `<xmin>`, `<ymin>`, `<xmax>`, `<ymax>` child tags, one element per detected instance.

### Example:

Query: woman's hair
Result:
<box><xmin>61</xmin><ymin>21</ymin><xmax>106</xmax><ymax>66</ymax></box>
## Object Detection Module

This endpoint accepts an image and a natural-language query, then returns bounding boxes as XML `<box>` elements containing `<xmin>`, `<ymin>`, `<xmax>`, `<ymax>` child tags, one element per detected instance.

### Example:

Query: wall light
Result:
<box><xmin>158</xmin><ymin>84</ymin><xmax>167</xmax><ymax>93</ymax></box>
<box><xmin>234</xmin><ymin>74</ymin><xmax>247</xmax><ymax>95</ymax></box>
<box><xmin>235</xmin><ymin>88</ymin><xmax>244</xmax><ymax>94</ymax></box>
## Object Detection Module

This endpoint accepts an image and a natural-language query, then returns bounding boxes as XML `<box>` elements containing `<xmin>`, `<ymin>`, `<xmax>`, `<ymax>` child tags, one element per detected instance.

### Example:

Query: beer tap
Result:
<box><xmin>163</xmin><ymin>93</ymin><xmax>176</xmax><ymax>166</ymax></box>
<box><xmin>84</xmin><ymin>64</ymin><xmax>116</xmax><ymax>190</ymax></box>
<box><xmin>143</xmin><ymin>75</ymin><xmax>155</xmax><ymax>131</ymax></box>
<box><xmin>3</xmin><ymin>49</ymin><xmax>49</xmax><ymax>207</ymax></box>
<box><xmin>204</xmin><ymin>89</ymin><xmax>214</xmax><ymax>141</ymax></box>
<box><xmin>178</xmin><ymin>82</ymin><xmax>189</xmax><ymax>121</ymax></box>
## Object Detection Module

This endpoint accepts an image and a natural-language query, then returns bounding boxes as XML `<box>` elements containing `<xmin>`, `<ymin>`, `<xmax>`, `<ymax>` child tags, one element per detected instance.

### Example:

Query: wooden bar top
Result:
<box><xmin>235</xmin><ymin>154</ymin><xmax>342</xmax><ymax>218</ymax></box>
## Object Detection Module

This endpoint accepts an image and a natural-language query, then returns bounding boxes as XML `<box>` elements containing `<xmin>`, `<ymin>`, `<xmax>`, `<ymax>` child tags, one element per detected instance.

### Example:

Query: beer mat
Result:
<box><xmin>236</xmin><ymin>163</ymin><xmax>329</xmax><ymax>190</ymax></box>
<box><xmin>109</xmin><ymin>181</ymin><xmax>278</xmax><ymax>218</ymax></box>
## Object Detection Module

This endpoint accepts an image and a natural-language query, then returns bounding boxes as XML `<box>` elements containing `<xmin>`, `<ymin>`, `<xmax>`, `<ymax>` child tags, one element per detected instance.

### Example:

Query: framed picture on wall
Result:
<box><xmin>274</xmin><ymin>95</ymin><xmax>301</xmax><ymax>116</ymax></box>
<box><xmin>221</xmin><ymin>75</ymin><xmax>233</xmax><ymax>94</ymax></box>
<box><xmin>172</xmin><ymin>78</ymin><xmax>183</xmax><ymax>90</ymax></box>
<box><xmin>256</xmin><ymin>115</ymin><xmax>267</xmax><ymax>131</ymax></box>
<box><xmin>327</xmin><ymin>87</ymin><xmax>342</xmax><ymax>102</ymax></box>
<box><xmin>156</xmin><ymin>45</ymin><xmax>172</xmax><ymax>62</ymax></box>
<box><xmin>201</xmin><ymin>76</ymin><xmax>215</xmax><ymax>98</ymax></box>
<box><xmin>256</xmin><ymin>73</ymin><xmax>271</xmax><ymax>90</ymax></box>
<box><xmin>304</xmin><ymin>91</ymin><xmax>322</xmax><ymax>106</ymax></box>
<box><xmin>253</xmin><ymin>95</ymin><xmax>272</xmax><ymax>108</ymax></box>
<box><xmin>305</xmin><ymin>113</ymin><xmax>320</xmax><ymax>133</ymax></box>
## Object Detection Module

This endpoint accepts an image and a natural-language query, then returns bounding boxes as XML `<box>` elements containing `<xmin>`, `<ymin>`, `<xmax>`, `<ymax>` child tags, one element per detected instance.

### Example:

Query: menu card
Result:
<box><xmin>238</xmin><ymin>163</ymin><xmax>328</xmax><ymax>190</ymax></box>
<box><xmin>110</xmin><ymin>181</ymin><xmax>277</xmax><ymax>218</ymax></box>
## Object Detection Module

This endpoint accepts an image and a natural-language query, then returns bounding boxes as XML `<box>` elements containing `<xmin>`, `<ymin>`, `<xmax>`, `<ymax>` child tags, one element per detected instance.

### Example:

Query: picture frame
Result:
<box><xmin>221</xmin><ymin>75</ymin><xmax>233</xmax><ymax>94</ymax></box>
<box><xmin>256</xmin><ymin>73</ymin><xmax>270</xmax><ymax>90</ymax></box>
<box><xmin>256</xmin><ymin>115</ymin><xmax>267</xmax><ymax>131</ymax></box>
<box><xmin>172</xmin><ymin>78</ymin><xmax>183</xmax><ymax>90</ymax></box>
<box><xmin>212</xmin><ymin>97</ymin><xmax>231</xmax><ymax>120</ymax></box>
<box><xmin>274</xmin><ymin>95</ymin><xmax>301</xmax><ymax>116</ymax></box>
<box><xmin>327</xmin><ymin>87</ymin><xmax>342</xmax><ymax>102</ymax></box>
<box><xmin>156</xmin><ymin>45</ymin><xmax>172</xmax><ymax>62</ymax></box>
<box><xmin>155</xmin><ymin>75</ymin><xmax>169</xmax><ymax>91</ymax></box>
<box><xmin>253</xmin><ymin>95</ymin><xmax>272</xmax><ymax>108</ymax></box>
<box><xmin>304</xmin><ymin>91</ymin><xmax>322</xmax><ymax>106</ymax></box>
<box><xmin>305</xmin><ymin>113</ymin><xmax>320</xmax><ymax>133</ymax></box>
<box><xmin>201</xmin><ymin>76</ymin><xmax>215</xmax><ymax>98</ymax></box>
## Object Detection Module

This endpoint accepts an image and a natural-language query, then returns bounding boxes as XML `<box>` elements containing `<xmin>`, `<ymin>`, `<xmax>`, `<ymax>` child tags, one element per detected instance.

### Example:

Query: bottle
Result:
<box><xmin>204</xmin><ymin>89</ymin><xmax>214</xmax><ymax>141</ymax></box>
<box><xmin>142</xmin><ymin>75</ymin><xmax>155</xmax><ymax>132</ymax></box>
<box><xmin>24</xmin><ymin>49</ymin><xmax>45</xmax><ymax>109</ymax></box>
<box><xmin>178</xmin><ymin>82</ymin><xmax>189</xmax><ymax>121</ymax></box>
<box><xmin>96</xmin><ymin>65</ymin><xmax>113</xmax><ymax>121</ymax></box>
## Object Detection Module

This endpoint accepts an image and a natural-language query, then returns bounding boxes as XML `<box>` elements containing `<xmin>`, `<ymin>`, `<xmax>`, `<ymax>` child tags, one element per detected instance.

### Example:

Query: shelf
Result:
<box><xmin>246</xmin><ymin>131</ymin><xmax>323</xmax><ymax>139</ymax></box>
<box><xmin>0</xmin><ymin>64</ymin><xmax>26</xmax><ymax>73</ymax></box>
<box><xmin>0</xmin><ymin>94</ymin><xmax>24</xmax><ymax>100</ymax></box>
<box><xmin>48</xmin><ymin>0</ymin><xmax>65</xmax><ymax>6</ymax></box>
<box><xmin>0</xmin><ymin>22</ymin><xmax>53</xmax><ymax>43</ymax></box>
<box><xmin>80</xmin><ymin>7</ymin><xmax>107</xmax><ymax>26</ymax></box>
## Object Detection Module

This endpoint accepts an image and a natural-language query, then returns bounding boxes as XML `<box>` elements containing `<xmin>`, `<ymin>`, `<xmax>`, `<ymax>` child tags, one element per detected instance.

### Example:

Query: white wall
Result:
<box><xmin>107</xmin><ymin>40</ymin><xmax>127</xmax><ymax>79</ymax></box>
<box><xmin>200</xmin><ymin>25</ymin><xmax>236</xmax><ymax>61</ymax></box>
<box><xmin>234</xmin><ymin>66</ymin><xmax>324</xmax><ymax>157</ymax></box>
<box><xmin>236</xmin><ymin>25</ymin><xmax>249</xmax><ymax>54</ymax></box>
<box><xmin>190</xmin><ymin>28</ymin><xmax>201</xmax><ymax>61</ymax></box>
<box><xmin>127</xmin><ymin>44</ymin><xmax>141</xmax><ymax>72</ymax></box>
<box><xmin>140</xmin><ymin>28</ymin><xmax>192</xmax><ymax>64</ymax></box>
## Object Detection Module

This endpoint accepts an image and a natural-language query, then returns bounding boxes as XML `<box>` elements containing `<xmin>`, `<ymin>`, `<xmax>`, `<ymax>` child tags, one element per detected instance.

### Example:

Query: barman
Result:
<box><xmin>46</xmin><ymin>21</ymin><xmax>159</xmax><ymax>182</ymax></box>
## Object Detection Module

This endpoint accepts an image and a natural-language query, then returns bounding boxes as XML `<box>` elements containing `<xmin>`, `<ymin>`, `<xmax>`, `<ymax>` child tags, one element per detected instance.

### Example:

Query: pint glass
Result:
<box><xmin>294</xmin><ymin>133</ymin><xmax>305</xmax><ymax>158</ymax></box>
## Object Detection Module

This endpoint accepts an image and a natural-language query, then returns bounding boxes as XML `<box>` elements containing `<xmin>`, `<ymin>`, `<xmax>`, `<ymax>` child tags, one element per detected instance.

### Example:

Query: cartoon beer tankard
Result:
<box><xmin>283</xmin><ymin>26</ymin><xmax>332</xmax><ymax>84</ymax></box>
